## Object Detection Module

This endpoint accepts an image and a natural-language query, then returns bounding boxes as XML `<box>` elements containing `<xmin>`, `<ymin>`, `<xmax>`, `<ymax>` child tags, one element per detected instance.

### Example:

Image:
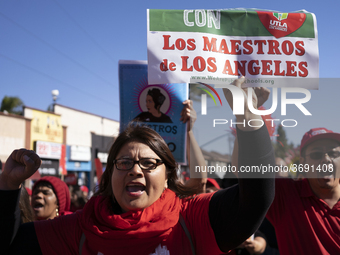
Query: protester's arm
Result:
<box><xmin>0</xmin><ymin>149</ymin><xmax>42</xmax><ymax>254</ymax></box>
<box><xmin>231</xmin><ymin>136</ymin><xmax>239</xmax><ymax>172</ymax></box>
<box><xmin>0</xmin><ymin>189</ymin><xmax>42</xmax><ymax>254</ymax></box>
<box><xmin>0</xmin><ymin>188</ymin><xmax>21</xmax><ymax>252</ymax></box>
<box><xmin>9</xmin><ymin>222</ymin><xmax>42</xmax><ymax>255</ymax></box>
<box><xmin>231</xmin><ymin>86</ymin><xmax>270</xmax><ymax>173</ymax></box>
<box><xmin>209</xmin><ymin>78</ymin><xmax>275</xmax><ymax>252</ymax></box>
<box><xmin>180</xmin><ymin>100</ymin><xmax>207</xmax><ymax>193</ymax></box>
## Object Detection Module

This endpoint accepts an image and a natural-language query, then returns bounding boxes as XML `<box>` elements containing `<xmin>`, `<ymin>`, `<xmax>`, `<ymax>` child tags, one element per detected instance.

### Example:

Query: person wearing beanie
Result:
<box><xmin>31</xmin><ymin>176</ymin><xmax>71</xmax><ymax>220</ymax></box>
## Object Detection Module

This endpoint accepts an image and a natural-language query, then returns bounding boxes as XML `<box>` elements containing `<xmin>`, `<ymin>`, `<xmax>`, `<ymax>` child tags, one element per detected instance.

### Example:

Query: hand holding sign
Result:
<box><xmin>223</xmin><ymin>77</ymin><xmax>264</xmax><ymax>131</ymax></box>
<box><xmin>180</xmin><ymin>100</ymin><xmax>196</xmax><ymax>132</ymax></box>
<box><xmin>254</xmin><ymin>87</ymin><xmax>271</xmax><ymax>108</ymax></box>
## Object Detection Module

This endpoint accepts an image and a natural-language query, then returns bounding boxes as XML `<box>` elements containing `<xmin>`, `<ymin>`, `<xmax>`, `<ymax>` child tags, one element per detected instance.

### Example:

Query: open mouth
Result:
<box><xmin>126</xmin><ymin>183</ymin><xmax>146</xmax><ymax>196</ymax></box>
<box><xmin>317</xmin><ymin>168</ymin><xmax>334</xmax><ymax>179</ymax></box>
<box><xmin>33</xmin><ymin>202</ymin><xmax>44</xmax><ymax>210</ymax></box>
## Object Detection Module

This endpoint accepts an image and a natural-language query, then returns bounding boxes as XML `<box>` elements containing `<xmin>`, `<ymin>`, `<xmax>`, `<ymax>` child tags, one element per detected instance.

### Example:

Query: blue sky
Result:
<box><xmin>1</xmin><ymin>0</ymin><xmax>339</xmax><ymax>150</ymax></box>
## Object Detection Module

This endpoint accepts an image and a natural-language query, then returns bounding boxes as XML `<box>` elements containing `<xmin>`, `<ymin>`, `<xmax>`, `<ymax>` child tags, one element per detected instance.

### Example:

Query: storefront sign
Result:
<box><xmin>35</xmin><ymin>141</ymin><xmax>61</xmax><ymax>159</ymax></box>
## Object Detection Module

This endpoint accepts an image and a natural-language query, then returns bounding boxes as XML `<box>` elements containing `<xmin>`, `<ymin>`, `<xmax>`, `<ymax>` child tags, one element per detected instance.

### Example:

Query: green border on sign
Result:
<box><xmin>149</xmin><ymin>9</ymin><xmax>315</xmax><ymax>38</ymax></box>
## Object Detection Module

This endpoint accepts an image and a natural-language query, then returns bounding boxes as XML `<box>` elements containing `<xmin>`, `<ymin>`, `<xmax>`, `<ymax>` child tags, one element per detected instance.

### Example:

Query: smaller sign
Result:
<box><xmin>97</xmin><ymin>152</ymin><xmax>108</xmax><ymax>163</ymax></box>
<box><xmin>38</xmin><ymin>159</ymin><xmax>59</xmax><ymax>177</ymax></box>
<box><xmin>70</xmin><ymin>145</ymin><xmax>91</xmax><ymax>161</ymax></box>
<box><xmin>35</xmin><ymin>141</ymin><xmax>61</xmax><ymax>159</ymax></box>
<box><xmin>119</xmin><ymin>60</ymin><xmax>188</xmax><ymax>163</ymax></box>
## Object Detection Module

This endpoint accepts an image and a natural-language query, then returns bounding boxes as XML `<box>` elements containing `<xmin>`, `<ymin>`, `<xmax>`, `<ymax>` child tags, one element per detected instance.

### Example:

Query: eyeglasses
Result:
<box><xmin>113</xmin><ymin>158</ymin><xmax>163</xmax><ymax>171</ymax></box>
<box><xmin>305</xmin><ymin>150</ymin><xmax>340</xmax><ymax>160</ymax></box>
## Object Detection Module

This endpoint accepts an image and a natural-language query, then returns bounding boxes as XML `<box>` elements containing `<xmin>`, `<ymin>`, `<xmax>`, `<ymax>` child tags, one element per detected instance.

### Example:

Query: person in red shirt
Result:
<box><xmin>230</xmin><ymin>85</ymin><xmax>340</xmax><ymax>255</ymax></box>
<box><xmin>266</xmin><ymin>127</ymin><xmax>340</xmax><ymax>255</ymax></box>
<box><xmin>0</xmin><ymin>77</ymin><xmax>275</xmax><ymax>255</ymax></box>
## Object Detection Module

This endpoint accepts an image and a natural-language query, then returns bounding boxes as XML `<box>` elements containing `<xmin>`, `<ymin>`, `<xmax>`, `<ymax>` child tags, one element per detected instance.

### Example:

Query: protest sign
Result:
<box><xmin>119</xmin><ymin>60</ymin><xmax>188</xmax><ymax>164</ymax></box>
<box><xmin>147</xmin><ymin>9</ymin><xmax>319</xmax><ymax>89</ymax></box>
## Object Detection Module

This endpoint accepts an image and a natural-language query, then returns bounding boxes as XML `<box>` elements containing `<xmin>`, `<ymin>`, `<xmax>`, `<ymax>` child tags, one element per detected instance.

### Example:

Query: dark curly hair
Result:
<box><xmin>147</xmin><ymin>88</ymin><xmax>166</xmax><ymax>110</ymax></box>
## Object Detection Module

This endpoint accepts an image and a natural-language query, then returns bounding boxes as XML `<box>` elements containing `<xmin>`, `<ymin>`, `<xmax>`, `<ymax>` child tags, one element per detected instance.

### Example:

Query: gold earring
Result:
<box><xmin>56</xmin><ymin>208</ymin><xmax>59</xmax><ymax>217</ymax></box>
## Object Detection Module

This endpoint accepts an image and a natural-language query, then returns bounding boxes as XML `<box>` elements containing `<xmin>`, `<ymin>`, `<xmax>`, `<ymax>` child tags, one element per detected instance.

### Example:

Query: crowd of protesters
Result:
<box><xmin>0</xmin><ymin>76</ymin><xmax>339</xmax><ymax>255</ymax></box>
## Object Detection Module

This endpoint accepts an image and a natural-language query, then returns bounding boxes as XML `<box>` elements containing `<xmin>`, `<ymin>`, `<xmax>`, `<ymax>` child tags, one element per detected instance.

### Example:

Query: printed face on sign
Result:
<box><xmin>133</xmin><ymin>86</ymin><xmax>173</xmax><ymax>123</ymax></box>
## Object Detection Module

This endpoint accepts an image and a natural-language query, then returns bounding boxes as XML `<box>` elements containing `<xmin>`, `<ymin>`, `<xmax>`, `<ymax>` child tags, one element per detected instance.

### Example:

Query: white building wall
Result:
<box><xmin>54</xmin><ymin>105</ymin><xmax>119</xmax><ymax>146</ymax></box>
<box><xmin>23</xmin><ymin>108</ymin><xmax>35</xmax><ymax>119</ymax></box>
<box><xmin>0</xmin><ymin>114</ymin><xmax>26</xmax><ymax>161</ymax></box>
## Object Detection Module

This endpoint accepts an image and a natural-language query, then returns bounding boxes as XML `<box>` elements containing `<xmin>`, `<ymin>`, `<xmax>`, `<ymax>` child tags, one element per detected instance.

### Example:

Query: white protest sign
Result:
<box><xmin>147</xmin><ymin>9</ymin><xmax>319</xmax><ymax>88</ymax></box>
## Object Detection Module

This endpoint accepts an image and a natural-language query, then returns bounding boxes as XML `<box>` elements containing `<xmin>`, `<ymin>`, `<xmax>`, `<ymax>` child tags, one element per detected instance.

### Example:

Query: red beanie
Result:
<box><xmin>33</xmin><ymin>176</ymin><xmax>71</xmax><ymax>215</ymax></box>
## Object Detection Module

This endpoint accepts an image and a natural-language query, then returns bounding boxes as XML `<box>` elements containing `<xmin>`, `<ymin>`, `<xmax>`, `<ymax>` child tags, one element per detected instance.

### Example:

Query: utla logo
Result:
<box><xmin>257</xmin><ymin>11</ymin><xmax>306</xmax><ymax>38</ymax></box>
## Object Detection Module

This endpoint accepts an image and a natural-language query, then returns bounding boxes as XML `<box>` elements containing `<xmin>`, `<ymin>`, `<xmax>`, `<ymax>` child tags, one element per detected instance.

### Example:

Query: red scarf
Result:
<box><xmin>77</xmin><ymin>189</ymin><xmax>182</xmax><ymax>255</ymax></box>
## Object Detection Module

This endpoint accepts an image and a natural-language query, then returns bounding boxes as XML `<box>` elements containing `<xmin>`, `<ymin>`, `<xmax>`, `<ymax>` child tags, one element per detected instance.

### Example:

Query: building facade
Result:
<box><xmin>0</xmin><ymin>111</ymin><xmax>30</xmax><ymax>167</ymax></box>
<box><xmin>53</xmin><ymin>104</ymin><xmax>119</xmax><ymax>191</ymax></box>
